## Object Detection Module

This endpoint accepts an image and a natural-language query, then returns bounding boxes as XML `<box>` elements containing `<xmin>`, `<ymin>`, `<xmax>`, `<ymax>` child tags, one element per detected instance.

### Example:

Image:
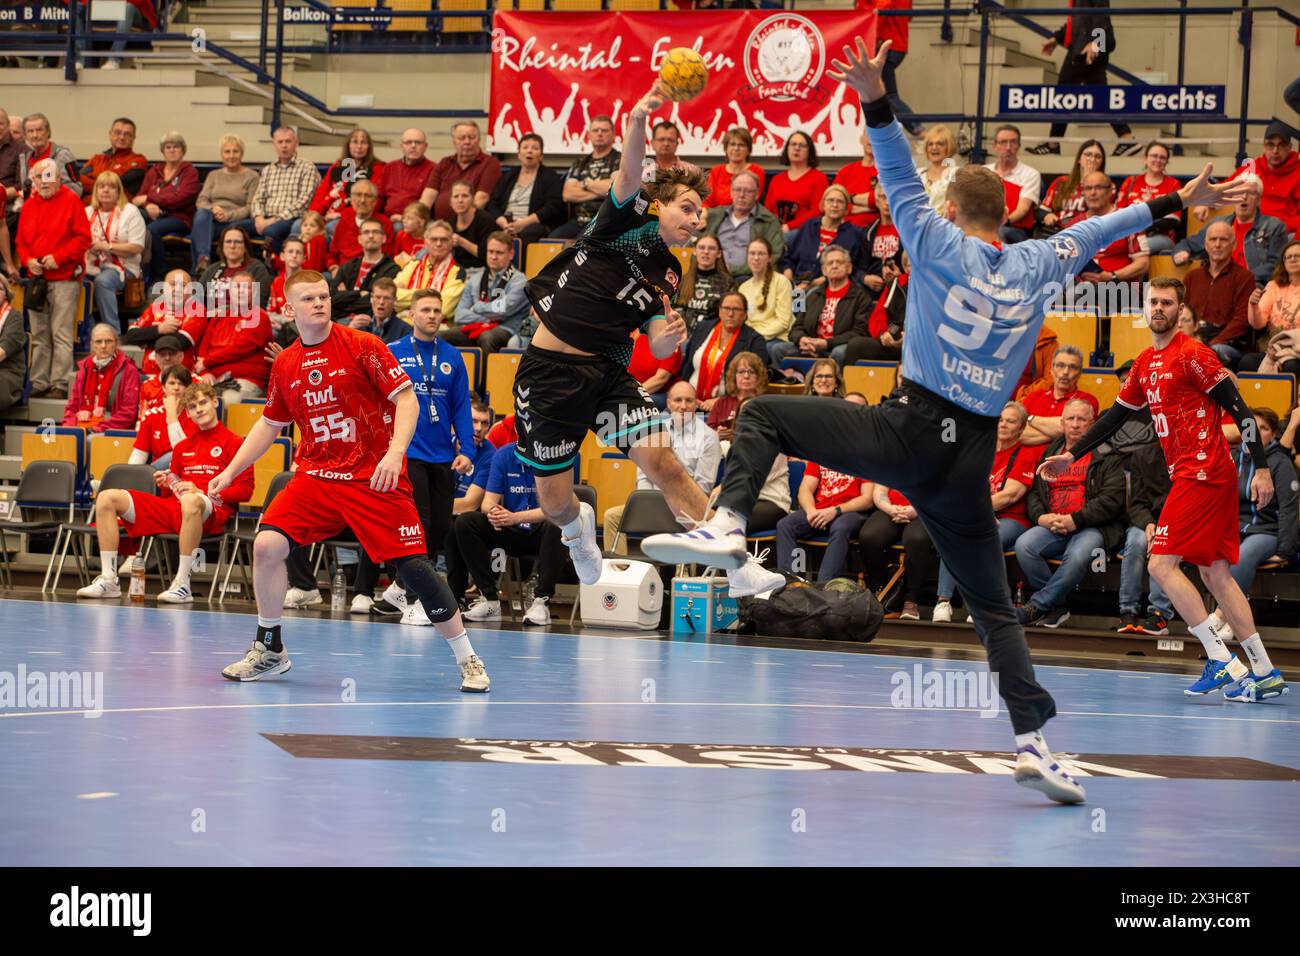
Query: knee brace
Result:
<box><xmin>394</xmin><ymin>555</ymin><xmax>458</xmax><ymax>623</ymax></box>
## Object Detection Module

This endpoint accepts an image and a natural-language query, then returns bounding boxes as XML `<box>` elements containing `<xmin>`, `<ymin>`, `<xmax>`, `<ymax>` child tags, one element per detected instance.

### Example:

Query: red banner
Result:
<box><xmin>488</xmin><ymin>10</ymin><xmax>877</xmax><ymax>159</ymax></box>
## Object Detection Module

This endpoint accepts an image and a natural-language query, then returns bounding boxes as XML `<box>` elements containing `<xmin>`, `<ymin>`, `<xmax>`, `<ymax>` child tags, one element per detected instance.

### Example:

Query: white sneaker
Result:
<box><xmin>932</xmin><ymin>600</ymin><xmax>953</xmax><ymax>623</ymax></box>
<box><xmin>101</xmin><ymin>59</ymin><xmax>120</xmax><ymax>71</ymax></box>
<box><xmin>1211</xmin><ymin>613</ymin><xmax>1234</xmax><ymax>641</ymax></box>
<box><xmin>372</xmin><ymin>581</ymin><xmax>409</xmax><ymax>615</ymax></box>
<box><xmin>1013</xmin><ymin>747</ymin><xmax>1087</xmax><ymax>804</ymax></box>
<box><xmin>283</xmin><ymin>587</ymin><xmax>322</xmax><ymax>608</ymax></box>
<box><xmin>523</xmin><ymin>596</ymin><xmax>551</xmax><ymax>626</ymax></box>
<box><xmin>642</xmin><ymin>523</ymin><xmax>747</xmax><ymax>570</ymax></box>
<box><xmin>727</xmin><ymin>558</ymin><xmax>786</xmax><ymax>598</ymax></box>
<box><xmin>158</xmin><ymin>583</ymin><xmax>193</xmax><ymax>604</ymax></box>
<box><xmin>463</xmin><ymin>598</ymin><xmax>501</xmax><ymax>622</ymax></box>
<box><xmin>459</xmin><ymin>654</ymin><xmax>490</xmax><ymax>693</ymax></box>
<box><xmin>350</xmin><ymin>594</ymin><xmax>374</xmax><ymax>615</ymax></box>
<box><xmin>400</xmin><ymin>602</ymin><xmax>433</xmax><ymax>627</ymax></box>
<box><xmin>77</xmin><ymin>574</ymin><xmax>122</xmax><ymax>599</ymax></box>
<box><xmin>221</xmin><ymin>641</ymin><xmax>292</xmax><ymax>682</ymax></box>
<box><xmin>560</xmin><ymin>501</ymin><xmax>603</xmax><ymax>585</ymax></box>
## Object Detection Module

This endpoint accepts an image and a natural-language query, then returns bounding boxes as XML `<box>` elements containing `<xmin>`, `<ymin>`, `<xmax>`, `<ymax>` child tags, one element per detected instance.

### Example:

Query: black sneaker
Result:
<box><xmin>1136</xmin><ymin>612</ymin><xmax>1170</xmax><ymax>636</ymax></box>
<box><xmin>1039</xmin><ymin>606</ymin><xmax>1071</xmax><ymax>628</ymax></box>
<box><xmin>369</xmin><ymin>599</ymin><xmax>404</xmax><ymax>618</ymax></box>
<box><xmin>1116</xmin><ymin>611</ymin><xmax>1140</xmax><ymax>633</ymax></box>
<box><xmin>1015</xmin><ymin>602</ymin><xmax>1046</xmax><ymax>626</ymax></box>
<box><xmin>1027</xmin><ymin>142</ymin><xmax>1060</xmax><ymax>156</ymax></box>
<box><xmin>1112</xmin><ymin>140</ymin><xmax>1142</xmax><ymax>157</ymax></box>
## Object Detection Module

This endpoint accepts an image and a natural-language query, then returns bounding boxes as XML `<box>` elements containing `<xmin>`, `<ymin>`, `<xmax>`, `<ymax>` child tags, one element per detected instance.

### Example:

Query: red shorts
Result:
<box><xmin>1152</xmin><ymin>476</ymin><xmax>1240</xmax><ymax>567</ymax></box>
<box><xmin>122</xmin><ymin>489</ymin><xmax>233</xmax><ymax>538</ymax></box>
<box><xmin>259</xmin><ymin>472</ymin><xmax>426</xmax><ymax>562</ymax></box>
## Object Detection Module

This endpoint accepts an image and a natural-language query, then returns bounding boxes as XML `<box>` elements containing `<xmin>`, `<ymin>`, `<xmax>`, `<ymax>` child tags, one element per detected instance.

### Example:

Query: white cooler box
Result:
<box><xmin>579</xmin><ymin>560</ymin><xmax>662</xmax><ymax>630</ymax></box>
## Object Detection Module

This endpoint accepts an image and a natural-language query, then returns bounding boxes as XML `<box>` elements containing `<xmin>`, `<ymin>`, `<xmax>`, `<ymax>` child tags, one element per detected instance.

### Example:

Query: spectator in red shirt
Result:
<box><xmin>705</xmin><ymin>127</ymin><xmax>765</xmax><ymax>210</ymax></box>
<box><xmin>17</xmin><ymin>159</ymin><xmax>93</xmax><ymax>399</ymax></box>
<box><xmin>62</xmin><ymin>323</ymin><xmax>141</xmax><ymax>432</ymax></box>
<box><xmin>833</xmin><ymin>132</ymin><xmax>880</xmax><ymax>229</ymax></box>
<box><xmin>704</xmin><ymin>348</ymin><xmax>767</xmax><ymax>443</ymax></box>
<box><xmin>1076</xmin><ymin>171</ymin><xmax>1150</xmax><ymax>284</ymax></box>
<box><xmin>1116</xmin><ymin>141</ymin><xmax>1181</xmax><ymax>253</ymax></box>
<box><xmin>394</xmin><ymin>201</ymin><xmax>430</xmax><ymax>266</ymax></box>
<box><xmin>327</xmin><ymin>179</ymin><xmax>393</xmax><ymax>270</ymax></box>
<box><xmin>125</xmin><ymin>268</ymin><xmax>207</xmax><ymax>375</ymax></box>
<box><xmin>379</xmin><ymin>128</ymin><xmax>434</xmax><ymax>220</ymax></box>
<box><xmin>1021</xmin><ymin>345</ymin><xmax>1100</xmax><ymax>445</ymax></box>
<box><xmin>419</xmin><ymin>121</ymin><xmax>501</xmax><ymax>223</ymax></box>
<box><xmin>764</xmin><ymin>132</ymin><xmax>829</xmax><ymax>236</ymax></box>
<box><xmin>134</xmin><ymin>131</ymin><xmax>201</xmax><ymax>286</ymax></box>
<box><xmin>778</xmin><ymin>450</ymin><xmax>874</xmax><ymax>581</ymax></box>
<box><xmin>852</xmin><ymin>175</ymin><xmax>901</xmax><ymax>296</ymax></box>
<box><xmin>781</xmin><ymin>185</ymin><xmax>863</xmax><ymax>289</ymax></box>
<box><xmin>1038</xmin><ymin>139</ymin><xmax>1105</xmax><ymax>233</ymax></box>
<box><xmin>134</xmin><ymin>336</ymin><xmax>191</xmax><ymax>422</ymax></box>
<box><xmin>985</xmin><ymin>124</ymin><xmax>1042</xmax><ymax>245</ymax></box>
<box><xmin>133</xmin><ymin>364</ymin><xmax>197</xmax><ymax>461</ymax></box>
<box><xmin>194</xmin><ymin>272</ymin><xmax>274</xmax><ymax>399</ymax></box>
<box><xmin>1194</xmin><ymin>123</ymin><xmax>1300</xmax><ymax>241</ymax></box>
<box><xmin>843</xmin><ymin>249</ymin><xmax>909</xmax><ymax>364</ymax></box>
<box><xmin>309</xmin><ymin>127</ymin><xmax>386</xmax><ymax>240</ymax></box>
<box><xmin>77</xmin><ymin>117</ymin><xmax>148</xmax><ymax>201</ymax></box>
<box><xmin>932</xmin><ymin>401</ymin><xmax>1042</xmax><ymax>621</ymax></box>
<box><xmin>1182</xmin><ymin>220</ymin><xmax>1258</xmax><ymax>370</ymax></box>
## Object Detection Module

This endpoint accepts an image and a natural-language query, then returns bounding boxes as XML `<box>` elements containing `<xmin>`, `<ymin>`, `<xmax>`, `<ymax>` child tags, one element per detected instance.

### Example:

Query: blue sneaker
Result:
<box><xmin>1224</xmin><ymin>669</ymin><xmax>1290</xmax><ymax>703</ymax></box>
<box><xmin>1184</xmin><ymin>656</ymin><xmax>1243</xmax><ymax>696</ymax></box>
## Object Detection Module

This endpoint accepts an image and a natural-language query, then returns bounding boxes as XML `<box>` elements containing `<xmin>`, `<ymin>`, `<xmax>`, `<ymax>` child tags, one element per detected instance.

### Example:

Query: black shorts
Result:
<box><xmin>513</xmin><ymin>345</ymin><xmax>666</xmax><ymax>473</ymax></box>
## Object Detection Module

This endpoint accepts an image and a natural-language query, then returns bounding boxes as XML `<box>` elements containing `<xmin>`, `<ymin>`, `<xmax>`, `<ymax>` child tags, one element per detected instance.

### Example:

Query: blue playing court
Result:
<box><xmin>1</xmin><ymin>598</ymin><xmax>1295</xmax><ymax>867</ymax></box>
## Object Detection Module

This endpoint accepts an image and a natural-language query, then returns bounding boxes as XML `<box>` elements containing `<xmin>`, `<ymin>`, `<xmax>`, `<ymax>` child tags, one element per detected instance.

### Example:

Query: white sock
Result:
<box><xmin>174</xmin><ymin>554</ymin><xmax>194</xmax><ymax>589</ymax></box>
<box><xmin>445</xmin><ymin>631</ymin><xmax>475</xmax><ymax>664</ymax></box>
<box><xmin>559</xmin><ymin>512</ymin><xmax>584</xmax><ymax>538</ymax></box>
<box><xmin>1240</xmin><ymin>635</ymin><xmax>1274</xmax><ymax>676</ymax></box>
<box><xmin>711</xmin><ymin>507</ymin><xmax>746</xmax><ymax>534</ymax></box>
<box><xmin>101</xmin><ymin>551</ymin><xmax>118</xmax><ymax>576</ymax></box>
<box><xmin>257</xmin><ymin>615</ymin><xmax>282</xmax><ymax>629</ymax></box>
<box><xmin>1014</xmin><ymin>730</ymin><xmax>1051</xmax><ymax>758</ymax></box>
<box><xmin>1190</xmin><ymin>618</ymin><xmax>1232</xmax><ymax>662</ymax></box>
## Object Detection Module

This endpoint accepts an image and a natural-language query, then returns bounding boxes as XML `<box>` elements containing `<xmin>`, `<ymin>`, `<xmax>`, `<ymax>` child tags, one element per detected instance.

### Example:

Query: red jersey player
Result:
<box><xmin>206</xmin><ymin>269</ymin><xmax>489</xmax><ymax>691</ymax></box>
<box><xmin>131</xmin><ymin>365</ymin><xmax>198</xmax><ymax>465</ymax></box>
<box><xmin>79</xmin><ymin>382</ymin><xmax>255</xmax><ymax>604</ymax></box>
<box><xmin>1041</xmin><ymin>276</ymin><xmax>1285</xmax><ymax>702</ymax></box>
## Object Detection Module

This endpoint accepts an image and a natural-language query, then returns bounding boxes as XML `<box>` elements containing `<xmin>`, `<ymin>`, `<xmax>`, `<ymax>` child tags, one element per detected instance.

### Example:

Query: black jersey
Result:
<box><xmin>526</xmin><ymin>188</ymin><xmax>681</xmax><ymax>366</ymax></box>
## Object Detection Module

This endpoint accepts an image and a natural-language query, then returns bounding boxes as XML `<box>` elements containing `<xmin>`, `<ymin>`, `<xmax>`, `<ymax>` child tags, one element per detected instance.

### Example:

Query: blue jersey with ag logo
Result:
<box><xmin>525</xmin><ymin>187</ymin><xmax>680</xmax><ymax>367</ymax></box>
<box><xmin>867</xmin><ymin>118</ymin><xmax>1157</xmax><ymax>417</ymax></box>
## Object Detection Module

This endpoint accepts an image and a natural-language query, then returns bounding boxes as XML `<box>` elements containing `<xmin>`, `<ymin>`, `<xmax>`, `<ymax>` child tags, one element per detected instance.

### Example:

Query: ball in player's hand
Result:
<box><xmin>659</xmin><ymin>47</ymin><xmax>708</xmax><ymax>102</ymax></box>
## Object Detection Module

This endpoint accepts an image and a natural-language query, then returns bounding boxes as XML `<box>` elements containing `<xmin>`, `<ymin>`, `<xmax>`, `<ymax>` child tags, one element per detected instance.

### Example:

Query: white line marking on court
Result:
<box><xmin>330</xmin><ymin>652</ymin><xmax>361</xmax><ymax>657</ymax></box>
<box><xmin>149</xmin><ymin>651</ymin><xmax>183</xmax><ymax>655</ymax></box>
<box><xmin>29</xmin><ymin>651</ymin><xmax>62</xmax><ymax>655</ymax></box>
<box><xmin>391</xmin><ymin>653</ymin><xmax>424</xmax><ymax>657</ymax></box>
<box><xmin>630</xmin><ymin>658</ymin><xmax>662</xmax><ymax>663</ymax></box>
<box><xmin>2</xmin><ymin>699</ymin><xmax>1296</xmax><ymax>724</ymax></box>
<box><xmin>511</xmin><ymin>656</ymin><xmax>542</xmax><ymax>660</ymax></box>
<box><xmin>691</xmin><ymin>660</ymin><xmax>723</xmax><ymax>664</ymax></box>
<box><xmin>89</xmin><ymin>650</ymin><xmax>121</xmax><ymax>655</ymax></box>
<box><xmin>572</xmin><ymin>657</ymin><xmax>603</xmax><ymax>661</ymax></box>
<box><xmin>77</xmin><ymin>792</ymin><xmax>118</xmax><ymax>800</ymax></box>
<box><xmin>1118</xmin><ymin>675</ymin><xmax>1152</xmax><ymax>679</ymax></box>
<box><xmin>754</xmin><ymin>662</ymin><xmax>784</xmax><ymax>666</ymax></box>
<box><xmin>811</xmin><ymin>664</ymin><xmax>844</xmax><ymax>668</ymax></box>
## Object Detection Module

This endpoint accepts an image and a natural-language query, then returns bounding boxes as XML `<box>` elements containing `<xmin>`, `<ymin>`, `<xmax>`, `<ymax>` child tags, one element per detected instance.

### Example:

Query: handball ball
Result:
<box><xmin>659</xmin><ymin>47</ymin><xmax>708</xmax><ymax>101</ymax></box>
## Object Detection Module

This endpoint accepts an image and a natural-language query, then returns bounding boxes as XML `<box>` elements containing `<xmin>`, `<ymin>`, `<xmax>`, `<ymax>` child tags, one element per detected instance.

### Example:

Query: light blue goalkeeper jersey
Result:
<box><xmin>867</xmin><ymin>117</ymin><xmax>1156</xmax><ymax>417</ymax></box>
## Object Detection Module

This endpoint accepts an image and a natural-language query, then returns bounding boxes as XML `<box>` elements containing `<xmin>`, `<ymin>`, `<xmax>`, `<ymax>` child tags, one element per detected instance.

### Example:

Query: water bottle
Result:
<box><xmin>1014</xmin><ymin>581</ymin><xmax>1024</xmax><ymax>608</ymax></box>
<box><xmin>331</xmin><ymin>567</ymin><xmax>347</xmax><ymax>612</ymax></box>
<box><xmin>129</xmin><ymin>557</ymin><xmax>147</xmax><ymax>603</ymax></box>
